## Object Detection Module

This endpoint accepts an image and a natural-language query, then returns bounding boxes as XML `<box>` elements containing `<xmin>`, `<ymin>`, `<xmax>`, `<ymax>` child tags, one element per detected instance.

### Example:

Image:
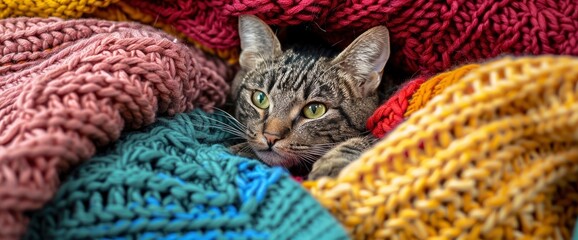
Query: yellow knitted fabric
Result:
<box><xmin>304</xmin><ymin>55</ymin><xmax>578</xmax><ymax>239</ymax></box>
<box><xmin>404</xmin><ymin>64</ymin><xmax>479</xmax><ymax>117</ymax></box>
<box><xmin>0</xmin><ymin>0</ymin><xmax>118</xmax><ymax>18</ymax></box>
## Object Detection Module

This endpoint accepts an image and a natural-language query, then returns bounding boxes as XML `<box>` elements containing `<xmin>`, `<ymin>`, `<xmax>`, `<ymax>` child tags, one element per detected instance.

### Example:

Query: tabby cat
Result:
<box><xmin>229</xmin><ymin>15</ymin><xmax>390</xmax><ymax>180</ymax></box>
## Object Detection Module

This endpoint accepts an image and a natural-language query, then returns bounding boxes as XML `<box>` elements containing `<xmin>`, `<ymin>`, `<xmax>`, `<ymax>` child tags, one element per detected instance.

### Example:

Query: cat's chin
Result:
<box><xmin>254</xmin><ymin>150</ymin><xmax>295</xmax><ymax>167</ymax></box>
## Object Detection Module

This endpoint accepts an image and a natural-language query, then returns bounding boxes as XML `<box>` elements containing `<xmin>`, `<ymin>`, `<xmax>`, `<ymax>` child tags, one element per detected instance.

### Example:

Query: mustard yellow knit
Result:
<box><xmin>404</xmin><ymin>64</ymin><xmax>479</xmax><ymax>117</ymax></box>
<box><xmin>0</xmin><ymin>0</ymin><xmax>118</xmax><ymax>18</ymax></box>
<box><xmin>305</xmin><ymin>55</ymin><xmax>578</xmax><ymax>239</ymax></box>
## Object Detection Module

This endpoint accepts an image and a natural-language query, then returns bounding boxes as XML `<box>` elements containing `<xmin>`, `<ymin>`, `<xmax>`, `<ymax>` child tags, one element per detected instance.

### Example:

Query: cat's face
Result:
<box><xmin>232</xmin><ymin>15</ymin><xmax>390</xmax><ymax>168</ymax></box>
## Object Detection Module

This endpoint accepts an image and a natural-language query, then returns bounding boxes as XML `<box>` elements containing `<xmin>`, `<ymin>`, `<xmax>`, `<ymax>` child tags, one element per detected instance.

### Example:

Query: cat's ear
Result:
<box><xmin>331</xmin><ymin>26</ymin><xmax>390</xmax><ymax>96</ymax></box>
<box><xmin>238</xmin><ymin>15</ymin><xmax>282</xmax><ymax>70</ymax></box>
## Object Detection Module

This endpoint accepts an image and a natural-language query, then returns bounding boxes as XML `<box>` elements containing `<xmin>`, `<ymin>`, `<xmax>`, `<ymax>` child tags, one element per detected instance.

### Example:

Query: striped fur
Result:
<box><xmin>231</xmin><ymin>15</ymin><xmax>390</xmax><ymax>179</ymax></box>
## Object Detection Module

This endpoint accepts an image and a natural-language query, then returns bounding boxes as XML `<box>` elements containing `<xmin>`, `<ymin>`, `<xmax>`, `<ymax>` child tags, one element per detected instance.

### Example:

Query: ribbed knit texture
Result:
<box><xmin>305</xmin><ymin>55</ymin><xmax>578</xmax><ymax>239</ymax></box>
<box><xmin>366</xmin><ymin>77</ymin><xmax>427</xmax><ymax>139</ymax></box>
<box><xmin>24</xmin><ymin>109</ymin><xmax>348</xmax><ymax>240</ymax></box>
<box><xmin>0</xmin><ymin>17</ymin><xmax>231</xmax><ymax>239</ymax></box>
<box><xmin>367</xmin><ymin>64</ymin><xmax>480</xmax><ymax>138</ymax></box>
<box><xmin>88</xmin><ymin>0</ymin><xmax>578</xmax><ymax>74</ymax></box>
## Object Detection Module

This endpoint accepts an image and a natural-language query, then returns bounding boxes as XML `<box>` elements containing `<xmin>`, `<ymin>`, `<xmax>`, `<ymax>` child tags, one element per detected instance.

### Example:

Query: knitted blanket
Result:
<box><xmin>305</xmin><ymin>55</ymin><xmax>578</xmax><ymax>239</ymax></box>
<box><xmin>24</xmin><ymin>109</ymin><xmax>348</xmax><ymax>240</ymax></box>
<box><xmin>0</xmin><ymin>17</ymin><xmax>231</xmax><ymax>239</ymax></box>
<box><xmin>91</xmin><ymin>0</ymin><xmax>578</xmax><ymax>74</ymax></box>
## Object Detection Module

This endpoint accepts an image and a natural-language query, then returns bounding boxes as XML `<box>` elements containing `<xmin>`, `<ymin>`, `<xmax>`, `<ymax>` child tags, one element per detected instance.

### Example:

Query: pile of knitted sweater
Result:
<box><xmin>1</xmin><ymin>0</ymin><xmax>578</xmax><ymax>239</ymax></box>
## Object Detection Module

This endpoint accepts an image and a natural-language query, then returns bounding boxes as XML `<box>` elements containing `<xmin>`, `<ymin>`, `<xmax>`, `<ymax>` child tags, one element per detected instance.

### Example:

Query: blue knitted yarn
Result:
<box><xmin>24</xmin><ymin>109</ymin><xmax>348</xmax><ymax>240</ymax></box>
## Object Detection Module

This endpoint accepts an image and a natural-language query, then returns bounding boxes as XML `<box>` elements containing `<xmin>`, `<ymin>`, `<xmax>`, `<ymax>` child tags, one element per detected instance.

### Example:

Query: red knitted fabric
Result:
<box><xmin>117</xmin><ymin>0</ymin><xmax>578</xmax><ymax>75</ymax></box>
<box><xmin>366</xmin><ymin>77</ymin><xmax>427</xmax><ymax>138</ymax></box>
<box><xmin>0</xmin><ymin>17</ymin><xmax>231</xmax><ymax>239</ymax></box>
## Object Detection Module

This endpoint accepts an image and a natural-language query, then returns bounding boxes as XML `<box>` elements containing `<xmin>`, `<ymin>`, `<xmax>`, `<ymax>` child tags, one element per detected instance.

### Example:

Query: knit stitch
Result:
<box><xmin>0</xmin><ymin>17</ymin><xmax>231</xmax><ymax>239</ymax></box>
<box><xmin>24</xmin><ymin>109</ymin><xmax>348</xmax><ymax>240</ymax></box>
<box><xmin>305</xmin><ymin>55</ymin><xmax>578</xmax><ymax>239</ymax></box>
<box><xmin>3</xmin><ymin>1</ymin><xmax>576</xmax><ymax>75</ymax></box>
<box><xmin>88</xmin><ymin>0</ymin><xmax>578</xmax><ymax>75</ymax></box>
<box><xmin>0</xmin><ymin>0</ymin><xmax>118</xmax><ymax>18</ymax></box>
<box><xmin>366</xmin><ymin>77</ymin><xmax>426</xmax><ymax>139</ymax></box>
<box><xmin>403</xmin><ymin>64</ymin><xmax>479</xmax><ymax>118</ymax></box>
<box><xmin>366</xmin><ymin>64</ymin><xmax>480</xmax><ymax>138</ymax></box>
<box><xmin>87</xmin><ymin>2</ymin><xmax>240</xmax><ymax>64</ymax></box>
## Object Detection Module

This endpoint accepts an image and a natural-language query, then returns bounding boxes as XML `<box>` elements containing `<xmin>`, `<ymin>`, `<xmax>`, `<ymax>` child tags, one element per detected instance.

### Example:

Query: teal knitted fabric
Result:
<box><xmin>24</xmin><ymin>110</ymin><xmax>348</xmax><ymax>240</ymax></box>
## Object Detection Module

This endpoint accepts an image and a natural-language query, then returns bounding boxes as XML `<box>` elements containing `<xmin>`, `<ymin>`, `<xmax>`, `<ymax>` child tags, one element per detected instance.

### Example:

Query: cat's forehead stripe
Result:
<box><xmin>308</xmin><ymin>83</ymin><xmax>336</xmax><ymax>99</ymax></box>
<box><xmin>265</xmin><ymin>70</ymin><xmax>277</xmax><ymax>93</ymax></box>
<box><xmin>274</xmin><ymin>56</ymin><xmax>320</xmax><ymax>91</ymax></box>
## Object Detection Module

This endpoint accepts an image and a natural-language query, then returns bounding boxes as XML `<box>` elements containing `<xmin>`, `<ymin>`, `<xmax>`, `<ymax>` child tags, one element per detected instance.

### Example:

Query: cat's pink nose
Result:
<box><xmin>263</xmin><ymin>133</ymin><xmax>281</xmax><ymax>148</ymax></box>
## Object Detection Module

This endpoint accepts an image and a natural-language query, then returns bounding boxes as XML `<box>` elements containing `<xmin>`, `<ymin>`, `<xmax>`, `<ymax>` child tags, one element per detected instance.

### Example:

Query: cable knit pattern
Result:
<box><xmin>305</xmin><ymin>55</ymin><xmax>578</xmax><ymax>239</ymax></box>
<box><xmin>0</xmin><ymin>17</ymin><xmax>231</xmax><ymax>239</ymax></box>
<box><xmin>87</xmin><ymin>0</ymin><xmax>578</xmax><ymax>75</ymax></box>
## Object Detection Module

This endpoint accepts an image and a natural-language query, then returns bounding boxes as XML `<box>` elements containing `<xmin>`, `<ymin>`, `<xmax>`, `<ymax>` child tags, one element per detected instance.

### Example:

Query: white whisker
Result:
<box><xmin>190</xmin><ymin>111</ymin><xmax>249</xmax><ymax>140</ymax></box>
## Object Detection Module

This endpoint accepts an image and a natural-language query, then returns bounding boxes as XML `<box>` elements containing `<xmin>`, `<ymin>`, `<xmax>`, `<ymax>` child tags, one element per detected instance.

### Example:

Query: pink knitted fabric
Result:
<box><xmin>119</xmin><ymin>0</ymin><xmax>578</xmax><ymax>75</ymax></box>
<box><xmin>0</xmin><ymin>17</ymin><xmax>231</xmax><ymax>239</ymax></box>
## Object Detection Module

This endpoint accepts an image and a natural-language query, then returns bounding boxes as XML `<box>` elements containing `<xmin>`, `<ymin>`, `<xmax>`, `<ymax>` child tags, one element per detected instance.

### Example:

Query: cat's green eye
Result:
<box><xmin>303</xmin><ymin>103</ymin><xmax>327</xmax><ymax>119</ymax></box>
<box><xmin>251</xmin><ymin>90</ymin><xmax>270</xmax><ymax>109</ymax></box>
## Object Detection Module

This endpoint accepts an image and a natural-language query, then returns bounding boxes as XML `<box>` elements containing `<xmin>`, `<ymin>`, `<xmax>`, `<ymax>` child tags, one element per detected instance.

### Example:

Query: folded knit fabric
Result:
<box><xmin>0</xmin><ymin>17</ymin><xmax>231</xmax><ymax>239</ymax></box>
<box><xmin>89</xmin><ymin>0</ymin><xmax>578</xmax><ymax>74</ymax></box>
<box><xmin>305</xmin><ymin>55</ymin><xmax>578</xmax><ymax>239</ymax></box>
<box><xmin>24</xmin><ymin>109</ymin><xmax>348</xmax><ymax>240</ymax></box>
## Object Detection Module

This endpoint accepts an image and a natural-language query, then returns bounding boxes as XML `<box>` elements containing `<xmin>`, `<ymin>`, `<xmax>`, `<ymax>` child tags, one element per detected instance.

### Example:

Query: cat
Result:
<box><xmin>229</xmin><ymin>15</ymin><xmax>390</xmax><ymax>180</ymax></box>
